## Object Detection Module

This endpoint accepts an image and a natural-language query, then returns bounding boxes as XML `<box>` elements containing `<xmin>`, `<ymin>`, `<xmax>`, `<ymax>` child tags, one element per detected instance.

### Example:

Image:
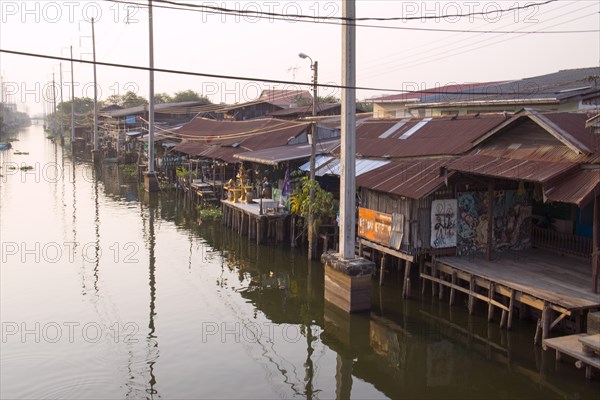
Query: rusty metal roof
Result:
<box><xmin>234</xmin><ymin>139</ymin><xmax>339</xmax><ymax>165</ymax></box>
<box><xmin>337</xmin><ymin>114</ymin><xmax>507</xmax><ymax>158</ymax></box>
<box><xmin>172</xmin><ymin>117</ymin><xmax>310</xmax><ymax>162</ymax></box>
<box><xmin>449</xmin><ymin>154</ymin><xmax>578</xmax><ymax>183</ymax></box>
<box><xmin>544</xmin><ymin>168</ymin><xmax>600</xmax><ymax>206</ymax></box>
<box><xmin>356</xmin><ymin>159</ymin><xmax>450</xmax><ymax>199</ymax></box>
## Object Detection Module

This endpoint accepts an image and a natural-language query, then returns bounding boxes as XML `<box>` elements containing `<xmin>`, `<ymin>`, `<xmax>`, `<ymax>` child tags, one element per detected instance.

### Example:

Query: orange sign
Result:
<box><xmin>358</xmin><ymin>207</ymin><xmax>392</xmax><ymax>246</ymax></box>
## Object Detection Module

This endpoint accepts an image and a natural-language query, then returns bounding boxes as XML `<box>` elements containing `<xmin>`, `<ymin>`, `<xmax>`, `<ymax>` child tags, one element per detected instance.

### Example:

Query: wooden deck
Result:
<box><xmin>543</xmin><ymin>334</ymin><xmax>600</xmax><ymax>379</ymax></box>
<box><xmin>437</xmin><ymin>250</ymin><xmax>599</xmax><ymax>311</ymax></box>
<box><xmin>422</xmin><ymin>249</ymin><xmax>600</xmax><ymax>343</ymax></box>
<box><xmin>221</xmin><ymin>199</ymin><xmax>288</xmax><ymax>244</ymax></box>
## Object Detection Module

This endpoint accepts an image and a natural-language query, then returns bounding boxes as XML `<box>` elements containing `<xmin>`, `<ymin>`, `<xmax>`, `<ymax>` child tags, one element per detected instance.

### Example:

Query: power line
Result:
<box><xmin>103</xmin><ymin>0</ymin><xmax>597</xmax><ymax>34</ymax></box>
<box><xmin>148</xmin><ymin>0</ymin><xmax>557</xmax><ymax>22</ymax></box>
<box><xmin>1</xmin><ymin>48</ymin><xmax>597</xmax><ymax>96</ymax></box>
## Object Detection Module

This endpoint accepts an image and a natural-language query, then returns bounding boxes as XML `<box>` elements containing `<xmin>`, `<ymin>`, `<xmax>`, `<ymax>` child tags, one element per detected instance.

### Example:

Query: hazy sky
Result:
<box><xmin>1</xmin><ymin>0</ymin><xmax>599</xmax><ymax>115</ymax></box>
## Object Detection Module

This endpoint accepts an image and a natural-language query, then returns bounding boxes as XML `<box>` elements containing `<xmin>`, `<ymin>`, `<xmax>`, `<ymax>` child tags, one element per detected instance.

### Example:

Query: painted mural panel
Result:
<box><xmin>430</xmin><ymin>199</ymin><xmax>457</xmax><ymax>248</ymax></box>
<box><xmin>457</xmin><ymin>190</ymin><xmax>532</xmax><ymax>256</ymax></box>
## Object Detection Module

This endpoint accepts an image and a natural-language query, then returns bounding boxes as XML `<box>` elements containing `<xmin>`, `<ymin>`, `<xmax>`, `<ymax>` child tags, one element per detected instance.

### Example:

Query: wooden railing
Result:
<box><xmin>531</xmin><ymin>226</ymin><xmax>592</xmax><ymax>258</ymax></box>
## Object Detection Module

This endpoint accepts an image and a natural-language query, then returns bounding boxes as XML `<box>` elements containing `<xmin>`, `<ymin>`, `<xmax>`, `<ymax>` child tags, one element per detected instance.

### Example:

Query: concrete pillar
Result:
<box><xmin>339</xmin><ymin>0</ymin><xmax>357</xmax><ymax>260</ymax></box>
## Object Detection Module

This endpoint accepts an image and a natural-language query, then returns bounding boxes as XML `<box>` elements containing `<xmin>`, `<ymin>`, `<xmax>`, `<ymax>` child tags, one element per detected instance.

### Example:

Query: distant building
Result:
<box><xmin>220</xmin><ymin>89</ymin><xmax>313</xmax><ymax>121</ymax></box>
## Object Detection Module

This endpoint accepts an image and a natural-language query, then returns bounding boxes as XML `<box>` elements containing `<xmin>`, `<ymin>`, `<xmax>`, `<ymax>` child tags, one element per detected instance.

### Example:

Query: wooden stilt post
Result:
<box><xmin>403</xmin><ymin>261</ymin><xmax>412</xmax><ymax>298</ymax></box>
<box><xmin>256</xmin><ymin>219</ymin><xmax>261</xmax><ymax>245</ymax></box>
<box><xmin>420</xmin><ymin>257</ymin><xmax>426</xmax><ymax>295</ymax></box>
<box><xmin>379</xmin><ymin>254</ymin><xmax>386</xmax><ymax>286</ymax></box>
<box><xmin>507</xmin><ymin>289</ymin><xmax>515</xmax><ymax>330</ymax></box>
<box><xmin>488</xmin><ymin>282</ymin><xmax>495</xmax><ymax>322</ymax></box>
<box><xmin>449</xmin><ymin>271</ymin><xmax>457</xmax><ymax>305</ymax></box>
<box><xmin>542</xmin><ymin>302</ymin><xmax>551</xmax><ymax>340</ymax></box>
<box><xmin>468</xmin><ymin>275</ymin><xmax>476</xmax><ymax>315</ymax></box>
<box><xmin>438</xmin><ymin>271</ymin><xmax>444</xmax><ymax>300</ymax></box>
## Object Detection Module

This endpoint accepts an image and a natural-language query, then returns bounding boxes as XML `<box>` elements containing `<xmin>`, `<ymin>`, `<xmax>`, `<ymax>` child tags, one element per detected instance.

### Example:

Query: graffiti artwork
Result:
<box><xmin>430</xmin><ymin>199</ymin><xmax>457</xmax><ymax>248</ymax></box>
<box><xmin>457</xmin><ymin>190</ymin><xmax>532</xmax><ymax>256</ymax></box>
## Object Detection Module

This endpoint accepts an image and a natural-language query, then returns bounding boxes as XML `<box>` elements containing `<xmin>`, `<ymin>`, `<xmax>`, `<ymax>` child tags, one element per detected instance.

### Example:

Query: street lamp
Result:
<box><xmin>298</xmin><ymin>52</ymin><xmax>318</xmax><ymax>260</ymax></box>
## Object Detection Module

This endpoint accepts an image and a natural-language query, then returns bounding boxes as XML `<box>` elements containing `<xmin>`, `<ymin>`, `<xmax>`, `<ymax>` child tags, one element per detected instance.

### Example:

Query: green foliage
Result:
<box><xmin>154</xmin><ymin>92</ymin><xmax>174</xmax><ymax>104</ymax></box>
<box><xmin>173</xmin><ymin>90</ymin><xmax>211</xmax><ymax>104</ymax></box>
<box><xmin>104</xmin><ymin>91</ymin><xmax>148</xmax><ymax>108</ymax></box>
<box><xmin>175</xmin><ymin>166</ymin><xmax>199</xmax><ymax>180</ymax></box>
<box><xmin>318</xmin><ymin>95</ymin><xmax>340</xmax><ymax>103</ymax></box>
<box><xmin>119</xmin><ymin>164</ymin><xmax>138</xmax><ymax>180</ymax></box>
<box><xmin>196</xmin><ymin>205</ymin><xmax>222</xmax><ymax>222</ymax></box>
<box><xmin>289</xmin><ymin>177</ymin><xmax>337</xmax><ymax>231</ymax></box>
<box><xmin>56</xmin><ymin>97</ymin><xmax>94</xmax><ymax>114</ymax></box>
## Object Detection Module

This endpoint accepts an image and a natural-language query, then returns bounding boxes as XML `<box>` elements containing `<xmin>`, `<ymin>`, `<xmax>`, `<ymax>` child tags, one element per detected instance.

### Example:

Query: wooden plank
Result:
<box><xmin>420</xmin><ymin>273</ymin><xmax>509</xmax><ymax>311</ymax></box>
<box><xmin>359</xmin><ymin>238</ymin><xmax>414</xmax><ymax>262</ymax></box>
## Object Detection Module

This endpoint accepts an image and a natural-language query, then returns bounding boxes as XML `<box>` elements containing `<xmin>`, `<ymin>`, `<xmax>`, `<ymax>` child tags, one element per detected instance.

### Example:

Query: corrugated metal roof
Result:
<box><xmin>544</xmin><ymin>168</ymin><xmax>600</xmax><ymax>206</ymax></box>
<box><xmin>234</xmin><ymin>139</ymin><xmax>339</xmax><ymax>165</ymax></box>
<box><xmin>172</xmin><ymin>117</ymin><xmax>311</xmax><ymax>162</ymax></box>
<box><xmin>336</xmin><ymin>114</ymin><xmax>507</xmax><ymax>158</ymax></box>
<box><xmin>367</xmin><ymin>82</ymin><xmax>500</xmax><ymax>103</ymax></box>
<box><xmin>300</xmin><ymin>157</ymin><xmax>390</xmax><ymax>177</ymax></box>
<box><xmin>417</xmin><ymin>67</ymin><xmax>600</xmax><ymax>106</ymax></box>
<box><xmin>449</xmin><ymin>154</ymin><xmax>578</xmax><ymax>183</ymax></box>
<box><xmin>356</xmin><ymin>159</ymin><xmax>450</xmax><ymax>199</ymax></box>
<box><xmin>268</xmin><ymin>103</ymin><xmax>340</xmax><ymax>117</ymax></box>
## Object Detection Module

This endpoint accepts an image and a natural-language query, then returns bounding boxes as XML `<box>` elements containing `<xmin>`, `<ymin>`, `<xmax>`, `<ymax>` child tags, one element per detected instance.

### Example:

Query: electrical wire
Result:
<box><xmin>3</xmin><ymin>48</ymin><xmax>596</xmax><ymax>97</ymax></box>
<box><xmin>102</xmin><ymin>0</ymin><xmax>598</xmax><ymax>34</ymax></box>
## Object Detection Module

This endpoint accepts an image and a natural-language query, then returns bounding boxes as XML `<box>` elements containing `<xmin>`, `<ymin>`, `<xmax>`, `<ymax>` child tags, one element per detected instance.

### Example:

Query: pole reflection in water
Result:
<box><xmin>145</xmin><ymin>193</ymin><xmax>159</xmax><ymax>398</ymax></box>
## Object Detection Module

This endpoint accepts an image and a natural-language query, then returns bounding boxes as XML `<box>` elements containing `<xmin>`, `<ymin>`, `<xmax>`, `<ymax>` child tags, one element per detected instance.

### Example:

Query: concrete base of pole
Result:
<box><xmin>322</xmin><ymin>251</ymin><xmax>375</xmax><ymax>313</ymax></box>
<box><xmin>91</xmin><ymin>150</ymin><xmax>101</xmax><ymax>165</ymax></box>
<box><xmin>144</xmin><ymin>171</ymin><xmax>159</xmax><ymax>193</ymax></box>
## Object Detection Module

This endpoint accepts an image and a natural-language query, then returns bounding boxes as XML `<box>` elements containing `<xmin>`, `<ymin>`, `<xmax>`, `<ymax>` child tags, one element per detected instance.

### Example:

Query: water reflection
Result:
<box><xmin>3</xmin><ymin>126</ymin><xmax>598</xmax><ymax>399</ymax></box>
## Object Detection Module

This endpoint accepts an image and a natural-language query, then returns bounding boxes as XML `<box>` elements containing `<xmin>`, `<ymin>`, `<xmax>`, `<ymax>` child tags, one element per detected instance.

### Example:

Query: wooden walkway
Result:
<box><xmin>422</xmin><ymin>249</ymin><xmax>600</xmax><ymax>343</ymax></box>
<box><xmin>221</xmin><ymin>199</ymin><xmax>288</xmax><ymax>244</ymax></box>
<box><xmin>543</xmin><ymin>334</ymin><xmax>600</xmax><ymax>379</ymax></box>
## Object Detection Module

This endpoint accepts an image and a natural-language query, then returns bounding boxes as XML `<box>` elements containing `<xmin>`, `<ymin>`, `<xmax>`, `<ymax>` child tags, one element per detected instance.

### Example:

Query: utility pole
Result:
<box><xmin>91</xmin><ymin>17</ymin><xmax>100</xmax><ymax>164</ymax></box>
<box><xmin>70</xmin><ymin>46</ymin><xmax>75</xmax><ymax>154</ymax></box>
<box><xmin>59</xmin><ymin>63</ymin><xmax>65</xmax><ymax>146</ymax></box>
<box><xmin>299</xmin><ymin>53</ymin><xmax>318</xmax><ymax>260</ymax></box>
<box><xmin>339</xmin><ymin>0</ymin><xmax>357</xmax><ymax>260</ymax></box>
<box><xmin>52</xmin><ymin>73</ymin><xmax>57</xmax><ymax>136</ymax></box>
<box><xmin>145</xmin><ymin>0</ymin><xmax>158</xmax><ymax>192</ymax></box>
<box><xmin>321</xmin><ymin>0</ymin><xmax>374</xmax><ymax>313</ymax></box>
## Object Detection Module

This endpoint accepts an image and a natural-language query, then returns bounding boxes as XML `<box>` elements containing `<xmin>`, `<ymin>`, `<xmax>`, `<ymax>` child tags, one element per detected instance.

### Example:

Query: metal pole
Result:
<box><xmin>59</xmin><ymin>63</ymin><xmax>65</xmax><ymax>146</ymax></box>
<box><xmin>52</xmin><ymin>74</ymin><xmax>57</xmax><ymax>135</ymax></box>
<box><xmin>339</xmin><ymin>0</ymin><xmax>357</xmax><ymax>260</ymax></box>
<box><xmin>307</xmin><ymin>60</ymin><xmax>318</xmax><ymax>260</ymax></box>
<box><xmin>91</xmin><ymin>18</ymin><xmax>99</xmax><ymax>153</ymax></box>
<box><xmin>70</xmin><ymin>46</ymin><xmax>75</xmax><ymax>154</ymax></box>
<box><xmin>148</xmin><ymin>0</ymin><xmax>155</xmax><ymax>174</ymax></box>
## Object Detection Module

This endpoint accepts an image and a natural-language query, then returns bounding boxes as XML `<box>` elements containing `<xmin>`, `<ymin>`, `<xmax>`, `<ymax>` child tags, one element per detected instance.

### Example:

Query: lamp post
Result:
<box><xmin>298</xmin><ymin>52</ymin><xmax>318</xmax><ymax>260</ymax></box>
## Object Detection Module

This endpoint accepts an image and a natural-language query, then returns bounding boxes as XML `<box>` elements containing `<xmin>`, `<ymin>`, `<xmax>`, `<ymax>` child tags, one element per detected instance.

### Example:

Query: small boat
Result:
<box><xmin>0</xmin><ymin>142</ymin><xmax>12</xmax><ymax>150</ymax></box>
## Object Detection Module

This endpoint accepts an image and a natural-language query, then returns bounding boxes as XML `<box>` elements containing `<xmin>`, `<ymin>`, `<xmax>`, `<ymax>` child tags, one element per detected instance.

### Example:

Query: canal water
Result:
<box><xmin>1</xmin><ymin>125</ymin><xmax>598</xmax><ymax>399</ymax></box>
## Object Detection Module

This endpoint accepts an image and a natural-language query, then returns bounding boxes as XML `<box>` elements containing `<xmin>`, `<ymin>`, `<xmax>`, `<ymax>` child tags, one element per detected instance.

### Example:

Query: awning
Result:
<box><xmin>235</xmin><ymin>139</ymin><xmax>339</xmax><ymax>166</ymax></box>
<box><xmin>449</xmin><ymin>154</ymin><xmax>578</xmax><ymax>183</ymax></box>
<box><xmin>356</xmin><ymin>159</ymin><xmax>450</xmax><ymax>199</ymax></box>
<box><xmin>544</xmin><ymin>168</ymin><xmax>600</xmax><ymax>206</ymax></box>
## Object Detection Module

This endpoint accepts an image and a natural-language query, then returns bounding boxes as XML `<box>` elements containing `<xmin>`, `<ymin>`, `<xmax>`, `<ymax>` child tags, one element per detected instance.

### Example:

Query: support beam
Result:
<box><xmin>379</xmin><ymin>253</ymin><xmax>386</xmax><ymax>286</ymax></box>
